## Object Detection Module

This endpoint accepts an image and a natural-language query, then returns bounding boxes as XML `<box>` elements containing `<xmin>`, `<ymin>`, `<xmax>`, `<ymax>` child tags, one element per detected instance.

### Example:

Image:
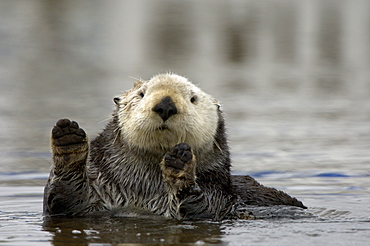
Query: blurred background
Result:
<box><xmin>0</xmin><ymin>0</ymin><xmax>369</xmax><ymax>194</ymax></box>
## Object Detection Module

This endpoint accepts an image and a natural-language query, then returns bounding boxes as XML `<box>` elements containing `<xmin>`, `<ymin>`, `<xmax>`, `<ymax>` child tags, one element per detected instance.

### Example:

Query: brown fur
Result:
<box><xmin>43</xmin><ymin>73</ymin><xmax>306</xmax><ymax>221</ymax></box>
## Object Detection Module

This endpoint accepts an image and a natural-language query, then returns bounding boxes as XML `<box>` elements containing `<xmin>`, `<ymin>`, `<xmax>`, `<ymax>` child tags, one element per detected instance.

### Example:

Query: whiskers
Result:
<box><xmin>213</xmin><ymin>138</ymin><xmax>223</xmax><ymax>155</ymax></box>
<box><xmin>99</xmin><ymin>117</ymin><xmax>112</xmax><ymax>124</ymax></box>
<box><xmin>129</xmin><ymin>76</ymin><xmax>145</xmax><ymax>84</ymax></box>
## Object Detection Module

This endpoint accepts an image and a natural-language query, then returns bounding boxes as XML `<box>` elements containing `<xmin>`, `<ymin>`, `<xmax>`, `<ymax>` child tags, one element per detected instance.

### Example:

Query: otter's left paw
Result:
<box><xmin>161</xmin><ymin>143</ymin><xmax>197</xmax><ymax>192</ymax></box>
<box><xmin>164</xmin><ymin>143</ymin><xmax>193</xmax><ymax>171</ymax></box>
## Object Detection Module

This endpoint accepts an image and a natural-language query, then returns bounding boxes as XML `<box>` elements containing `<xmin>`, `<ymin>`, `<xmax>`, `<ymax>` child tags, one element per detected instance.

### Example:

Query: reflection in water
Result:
<box><xmin>318</xmin><ymin>1</ymin><xmax>341</xmax><ymax>66</ymax></box>
<box><xmin>43</xmin><ymin>216</ymin><xmax>223</xmax><ymax>245</ymax></box>
<box><xmin>224</xmin><ymin>22</ymin><xmax>248</xmax><ymax>64</ymax></box>
<box><xmin>1</xmin><ymin>0</ymin><xmax>369</xmax><ymax>131</ymax></box>
<box><xmin>271</xmin><ymin>2</ymin><xmax>297</xmax><ymax>65</ymax></box>
<box><xmin>41</xmin><ymin>206</ymin><xmax>313</xmax><ymax>245</ymax></box>
<box><xmin>151</xmin><ymin>1</ymin><xmax>194</xmax><ymax>65</ymax></box>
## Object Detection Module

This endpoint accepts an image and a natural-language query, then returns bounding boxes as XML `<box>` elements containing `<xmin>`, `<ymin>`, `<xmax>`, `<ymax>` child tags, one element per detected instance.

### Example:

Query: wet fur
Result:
<box><xmin>43</xmin><ymin>73</ymin><xmax>305</xmax><ymax>220</ymax></box>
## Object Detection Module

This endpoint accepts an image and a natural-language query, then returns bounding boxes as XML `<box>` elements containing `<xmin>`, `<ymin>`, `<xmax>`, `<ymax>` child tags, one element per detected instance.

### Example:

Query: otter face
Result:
<box><xmin>115</xmin><ymin>73</ymin><xmax>220</xmax><ymax>154</ymax></box>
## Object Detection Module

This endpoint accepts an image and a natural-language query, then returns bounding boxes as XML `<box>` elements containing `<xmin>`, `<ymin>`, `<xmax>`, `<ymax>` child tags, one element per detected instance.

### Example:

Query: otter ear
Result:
<box><xmin>113</xmin><ymin>97</ymin><xmax>121</xmax><ymax>105</ymax></box>
<box><xmin>133</xmin><ymin>80</ymin><xmax>144</xmax><ymax>88</ymax></box>
<box><xmin>213</xmin><ymin>98</ymin><xmax>222</xmax><ymax>111</ymax></box>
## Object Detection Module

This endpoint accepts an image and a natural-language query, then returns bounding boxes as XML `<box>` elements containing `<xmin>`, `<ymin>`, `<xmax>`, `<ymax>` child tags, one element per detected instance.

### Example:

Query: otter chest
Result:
<box><xmin>91</xmin><ymin>161</ymin><xmax>167</xmax><ymax>210</ymax></box>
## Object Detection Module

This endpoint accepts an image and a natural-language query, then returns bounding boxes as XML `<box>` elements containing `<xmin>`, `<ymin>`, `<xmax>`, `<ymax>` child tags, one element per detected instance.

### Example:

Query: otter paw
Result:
<box><xmin>51</xmin><ymin>119</ymin><xmax>88</xmax><ymax>169</ymax></box>
<box><xmin>164</xmin><ymin>143</ymin><xmax>193</xmax><ymax>171</ymax></box>
<box><xmin>52</xmin><ymin>119</ymin><xmax>86</xmax><ymax>146</ymax></box>
<box><xmin>161</xmin><ymin>143</ymin><xmax>197</xmax><ymax>192</ymax></box>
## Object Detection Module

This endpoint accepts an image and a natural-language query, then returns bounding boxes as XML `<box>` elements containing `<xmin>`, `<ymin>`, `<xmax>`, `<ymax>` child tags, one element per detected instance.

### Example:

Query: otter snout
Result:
<box><xmin>153</xmin><ymin>96</ymin><xmax>178</xmax><ymax>122</ymax></box>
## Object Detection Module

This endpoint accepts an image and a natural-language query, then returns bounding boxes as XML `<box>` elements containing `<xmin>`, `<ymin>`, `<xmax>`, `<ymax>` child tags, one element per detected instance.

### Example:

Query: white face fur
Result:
<box><xmin>115</xmin><ymin>73</ymin><xmax>220</xmax><ymax>154</ymax></box>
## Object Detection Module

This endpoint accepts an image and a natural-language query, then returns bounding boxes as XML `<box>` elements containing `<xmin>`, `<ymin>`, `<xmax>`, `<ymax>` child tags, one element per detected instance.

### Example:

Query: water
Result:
<box><xmin>1</xmin><ymin>0</ymin><xmax>370</xmax><ymax>245</ymax></box>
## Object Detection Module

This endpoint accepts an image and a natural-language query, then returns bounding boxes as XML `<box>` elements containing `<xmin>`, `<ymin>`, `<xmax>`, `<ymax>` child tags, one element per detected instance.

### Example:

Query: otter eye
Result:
<box><xmin>190</xmin><ymin>96</ymin><xmax>197</xmax><ymax>104</ymax></box>
<box><xmin>139</xmin><ymin>92</ymin><xmax>144</xmax><ymax>98</ymax></box>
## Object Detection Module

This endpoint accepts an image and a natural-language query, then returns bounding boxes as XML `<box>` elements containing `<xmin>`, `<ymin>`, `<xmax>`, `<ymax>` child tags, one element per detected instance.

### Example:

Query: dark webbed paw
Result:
<box><xmin>52</xmin><ymin>119</ymin><xmax>86</xmax><ymax>146</ymax></box>
<box><xmin>164</xmin><ymin>143</ymin><xmax>193</xmax><ymax>171</ymax></box>
<box><xmin>51</xmin><ymin>119</ymin><xmax>88</xmax><ymax>165</ymax></box>
<box><xmin>161</xmin><ymin>143</ymin><xmax>197</xmax><ymax>192</ymax></box>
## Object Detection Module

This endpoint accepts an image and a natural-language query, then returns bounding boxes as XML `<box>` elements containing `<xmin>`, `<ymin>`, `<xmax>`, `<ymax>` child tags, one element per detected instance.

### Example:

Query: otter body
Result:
<box><xmin>44</xmin><ymin>73</ymin><xmax>305</xmax><ymax>220</ymax></box>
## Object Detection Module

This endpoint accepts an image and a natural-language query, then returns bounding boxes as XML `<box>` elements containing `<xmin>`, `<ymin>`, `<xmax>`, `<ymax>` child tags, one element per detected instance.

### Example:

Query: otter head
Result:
<box><xmin>114</xmin><ymin>73</ymin><xmax>221</xmax><ymax>154</ymax></box>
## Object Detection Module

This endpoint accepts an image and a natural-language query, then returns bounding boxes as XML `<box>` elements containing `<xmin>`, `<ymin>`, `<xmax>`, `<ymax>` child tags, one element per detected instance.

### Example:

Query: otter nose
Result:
<box><xmin>153</xmin><ymin>96</ymin><xmax>177</xmax><ymax>122</ymax></box>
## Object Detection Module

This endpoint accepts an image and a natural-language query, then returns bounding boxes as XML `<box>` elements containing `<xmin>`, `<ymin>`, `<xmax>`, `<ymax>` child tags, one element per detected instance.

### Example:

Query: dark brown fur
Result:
<box><xmin>231</xmin><ymin>176</ymin><xmax>306</xmax><ymax>208</ymax></box>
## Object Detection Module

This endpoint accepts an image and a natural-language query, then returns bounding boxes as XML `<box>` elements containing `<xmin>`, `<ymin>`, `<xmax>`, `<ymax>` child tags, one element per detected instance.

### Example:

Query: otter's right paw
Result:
<box><xmin>52</xmin><ymin>119</ymin><xmax>86</xmax><ymax>146</ymax></box>
<box><xmin>161</xmin><ymin>143</ymin><xmax>197</xmax><ymax>192</ymax></box>
<box><xmin>51</xmin><ymin>118</ymin><xmax>88</xmax><ymax>165</ymax></box>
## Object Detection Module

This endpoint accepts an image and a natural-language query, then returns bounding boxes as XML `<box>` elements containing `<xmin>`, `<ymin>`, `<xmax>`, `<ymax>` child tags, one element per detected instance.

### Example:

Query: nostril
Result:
<box><xmin>153</xmin><ymin>96</ymin><xmax>177</xmax><ymax>122</ymax></box>
<box><xmin>157</xmin><ymin>108</ymin><xmax>164</xmax><ymax>115</ymax></box>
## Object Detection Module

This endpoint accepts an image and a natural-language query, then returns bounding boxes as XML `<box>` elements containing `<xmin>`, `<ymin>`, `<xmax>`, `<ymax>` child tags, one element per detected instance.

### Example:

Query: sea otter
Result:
<box><xmin>43</xmin><ymin>73</ymin><xmax>305</xmax><ymax>220</ymax></box>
